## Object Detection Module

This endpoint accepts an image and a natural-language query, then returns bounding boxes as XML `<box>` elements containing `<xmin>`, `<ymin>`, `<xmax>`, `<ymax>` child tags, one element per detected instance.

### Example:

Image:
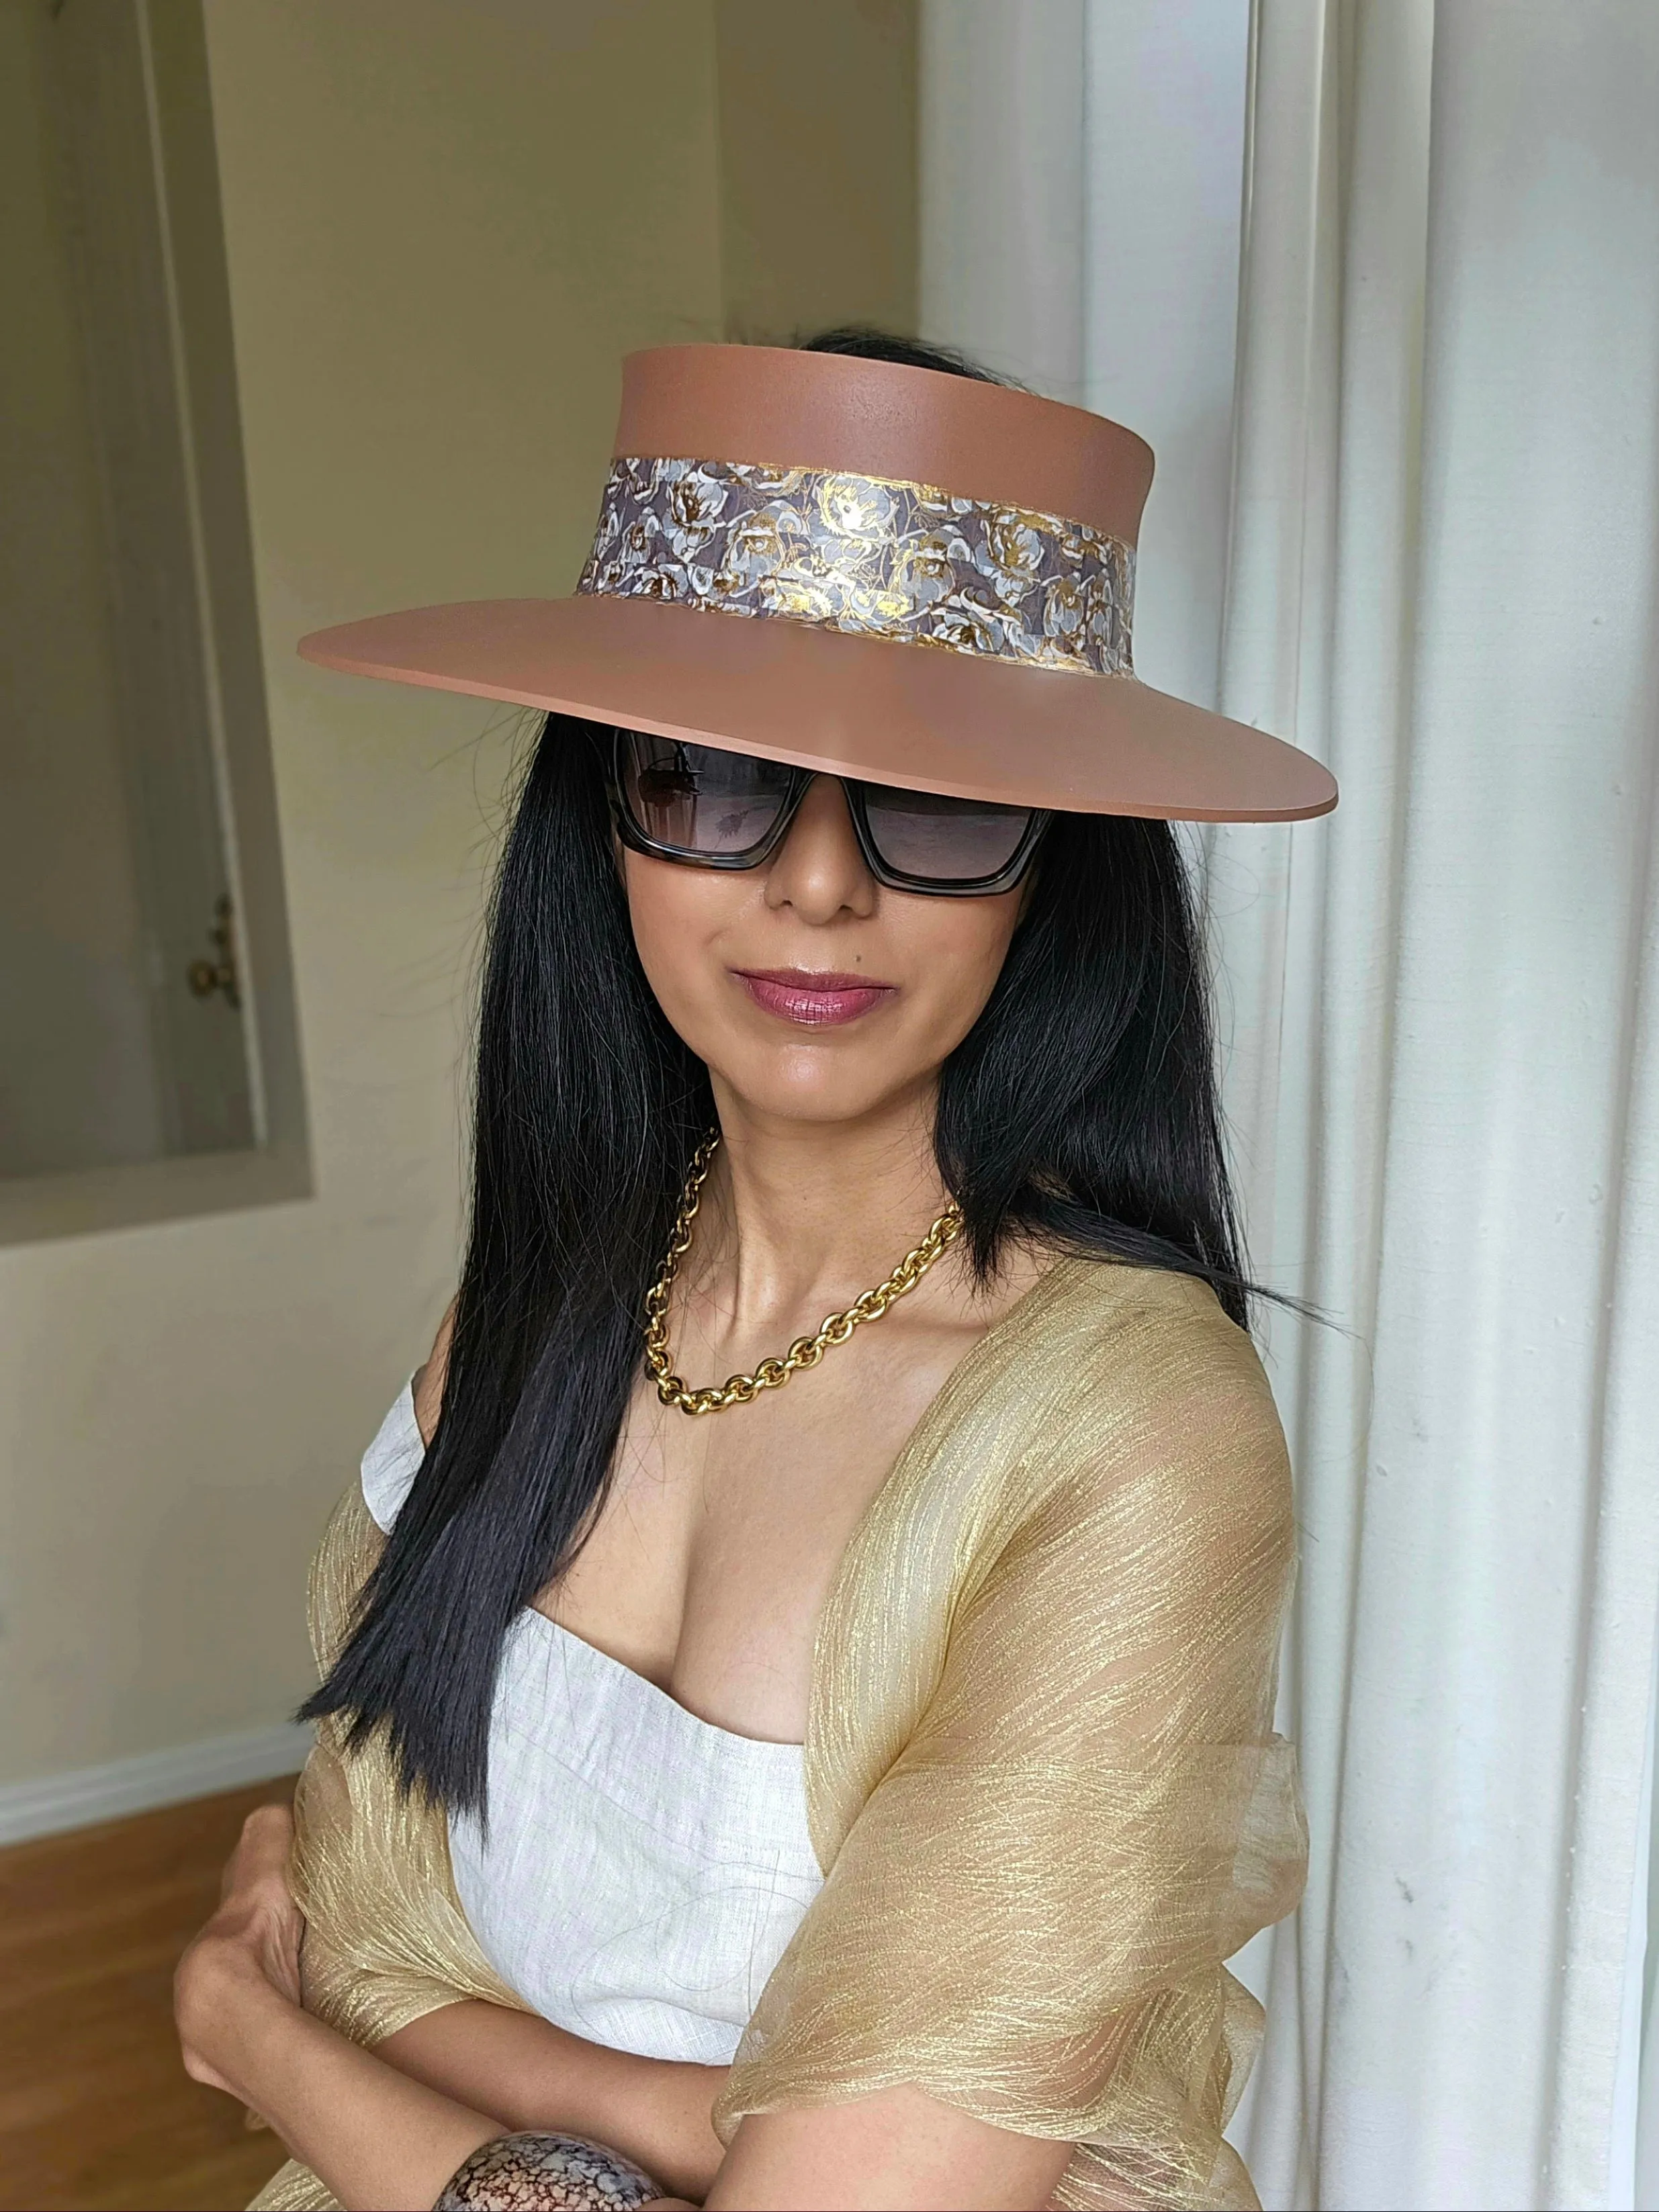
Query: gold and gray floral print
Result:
<box><xmin>578</xmin><ymin>457</ymin><xmax>1135</xmax><ymax>676</ymax></box>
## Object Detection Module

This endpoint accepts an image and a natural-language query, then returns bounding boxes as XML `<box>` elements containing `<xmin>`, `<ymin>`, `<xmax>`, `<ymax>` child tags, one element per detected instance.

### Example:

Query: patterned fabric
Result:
<box><xmin>577</xmin><ymin>457</ymin><xmax>1136</xmax><ymax>677</ymax></box>
<box><xmin>434</xmin><ymin>2131</ymin><xmax>658</xmax><ymax>2210</ymax></box>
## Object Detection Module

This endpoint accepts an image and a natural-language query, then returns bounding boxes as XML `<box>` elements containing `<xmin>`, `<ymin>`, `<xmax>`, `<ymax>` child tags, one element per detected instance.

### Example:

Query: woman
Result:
<box><xmin>175</xmin><ymin>332</ymin><xmax>1334</xmax><ymax>2211</ymax></box>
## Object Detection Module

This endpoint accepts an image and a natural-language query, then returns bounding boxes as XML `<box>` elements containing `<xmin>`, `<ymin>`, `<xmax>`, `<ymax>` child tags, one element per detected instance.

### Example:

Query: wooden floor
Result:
<box><xmin>0</xmin><ymin>1780</ymin><xmax>300</xmax><ymax>2212</ymax></box>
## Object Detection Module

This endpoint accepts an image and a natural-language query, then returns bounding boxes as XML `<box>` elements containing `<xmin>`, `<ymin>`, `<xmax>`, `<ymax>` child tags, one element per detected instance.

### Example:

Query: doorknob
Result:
<box><xmin>187</xmin><ymin>893</ymin><xmax>241</xmax><ymax>1010</ymax></box>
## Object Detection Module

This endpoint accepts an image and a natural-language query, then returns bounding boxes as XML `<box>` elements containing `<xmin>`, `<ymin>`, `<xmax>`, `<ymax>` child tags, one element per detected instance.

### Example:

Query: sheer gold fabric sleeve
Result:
<box><xmin>712</xmin><ymin>1261</ymin><xmax>1306</xmax><ymax>2211</ymax></box>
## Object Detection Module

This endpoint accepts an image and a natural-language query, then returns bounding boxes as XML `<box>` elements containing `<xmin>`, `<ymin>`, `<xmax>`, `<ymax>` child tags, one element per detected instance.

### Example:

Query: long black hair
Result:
<box><xmin>303</xmin><ymin>330</ymin><xmax>1260</xmax><ymax>1812</ymax></box>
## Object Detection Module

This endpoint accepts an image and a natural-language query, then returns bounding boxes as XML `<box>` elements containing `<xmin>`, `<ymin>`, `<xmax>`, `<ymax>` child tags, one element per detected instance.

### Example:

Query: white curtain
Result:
<box><xmin>920</xmin><ymin>5</ymin><xmax>1659</xmax><ymax>2207</ymax></box>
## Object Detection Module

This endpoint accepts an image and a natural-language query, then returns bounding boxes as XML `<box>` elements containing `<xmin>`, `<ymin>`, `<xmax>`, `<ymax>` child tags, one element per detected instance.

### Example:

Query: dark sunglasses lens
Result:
<box><xmin>620</xmin><ymin>735</ymin><xmax>793</xmax><ymax>856</ymax></box>
<box><xmin>860</xmin><ymin>783</ymin><xmax>1036</xmax><ymax>884</ymax></box>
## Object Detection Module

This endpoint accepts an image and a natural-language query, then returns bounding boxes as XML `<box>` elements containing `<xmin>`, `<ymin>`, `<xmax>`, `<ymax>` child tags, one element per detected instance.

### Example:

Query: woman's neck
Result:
<box><xmin>687</xmin><ymin>1078</ymin><xmax>958</xmax><ymax>1336</ymax></box>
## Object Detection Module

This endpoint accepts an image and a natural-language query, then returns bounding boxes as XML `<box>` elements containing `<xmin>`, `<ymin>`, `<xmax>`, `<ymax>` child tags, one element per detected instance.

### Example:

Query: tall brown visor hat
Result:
<box><xmin>299</xmin><ymin>344</ymin><xmax>1337</xmax><ymax>823</ymax></box>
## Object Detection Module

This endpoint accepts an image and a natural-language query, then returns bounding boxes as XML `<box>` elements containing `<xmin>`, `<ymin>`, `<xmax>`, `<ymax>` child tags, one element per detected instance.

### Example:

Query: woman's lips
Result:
<box><xmin>733</xmin><ymin>968</ymin><xmax>897</xmax><ymax>1027</ymax></box>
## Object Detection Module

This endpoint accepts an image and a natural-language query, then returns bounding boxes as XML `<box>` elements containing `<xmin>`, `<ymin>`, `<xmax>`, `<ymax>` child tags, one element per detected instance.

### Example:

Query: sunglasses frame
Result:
<box><xmin>609</xmin><ymin>731</ymin><xmax>1048</xmax><ymax>898</ymax></box>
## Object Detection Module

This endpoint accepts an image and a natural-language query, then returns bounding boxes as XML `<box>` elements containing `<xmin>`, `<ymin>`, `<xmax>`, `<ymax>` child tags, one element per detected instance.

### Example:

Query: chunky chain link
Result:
<box><xmin>643</xmin><ymin>1132</ymin><xmax>964</xmax><ymax>1416</ymax></box>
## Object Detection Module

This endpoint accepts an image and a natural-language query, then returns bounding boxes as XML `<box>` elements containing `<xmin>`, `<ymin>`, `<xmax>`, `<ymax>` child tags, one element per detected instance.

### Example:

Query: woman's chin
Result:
<box><xmin>709</xmin><ymin>1058</ymin><xmax>930</xmax><ymax>1130</ymax></box>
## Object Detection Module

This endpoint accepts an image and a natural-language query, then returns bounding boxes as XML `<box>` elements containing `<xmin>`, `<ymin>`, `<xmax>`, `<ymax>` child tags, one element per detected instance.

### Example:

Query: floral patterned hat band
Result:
<box><xmin>578</xmin><ymin>457</ymin><xmax>1136</xmax><ymax>680</ymax></box>
<box><xmin>296</xmin><ymin>347</ymin><xmax>1339</xmax><ymax>825</ymax></box>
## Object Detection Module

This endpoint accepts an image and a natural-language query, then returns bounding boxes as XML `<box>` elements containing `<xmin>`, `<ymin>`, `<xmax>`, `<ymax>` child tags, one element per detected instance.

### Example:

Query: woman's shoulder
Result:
<box><xmin>958</xmin><ymin>1254</ymin><xmax>1291</xmax><ymax>1524</ymax></box>
<box><xmin>355</xmin><ymin>1301</ymin><xmax>453</xmax><ymax>1534</ymax></box>
<box><xmin>811</xmin><ymin>1256</ymin><xmax>1294</xmax><ymax>1843</ymax></box>
<box><xmin>410</xmin><ymin>1298</ymin><xmax>454</xmax><ymax>1447</ymax></box>
<box><xmin>952</xmin><ymin>1258</ymin><xmax>1296</xmax><ymax>1643</ymax></box>
<box><xmin>358</xmin><ymin>1384</ymin><xmax>425</xmax><ymax>1532</ymax></box>
<box><xmin>997</xmin><ymin>1253</ymin><xmax>1281</xmax><ymax>1418</ymax></box>
<box><xmin>308</xmin><ymin>1301</ymin><xmax>451</xmax><ymax>1665</ymax></box>
<box><xmin>861</xmin><ymin>1253</ymin><xmax>1289</xmax><ymax>1575</ymax></box>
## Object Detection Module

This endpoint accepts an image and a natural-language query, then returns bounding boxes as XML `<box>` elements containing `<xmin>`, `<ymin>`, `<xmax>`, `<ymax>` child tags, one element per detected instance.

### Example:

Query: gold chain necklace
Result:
<box><xmin>643</xmin><ymin>1132</ymin><xmax>964</xmax><ymax>1416</ymax></box>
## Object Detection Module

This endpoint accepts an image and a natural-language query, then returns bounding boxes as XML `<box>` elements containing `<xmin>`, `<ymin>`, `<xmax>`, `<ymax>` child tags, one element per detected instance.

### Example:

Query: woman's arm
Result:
<box><xmin>182</xmin><ymin>1802</ymin><xmax>714</xmax><ymax>2206</ymax></box>
<box><xmin>705</xmin><ymin>2094</ymin><xmax>1073</xmax><ymax>2211</ymax></box>
<box><xmin>177</xmin><ymin>1808</ymin><xmax>506</xmax><ymax>2210</ymax></box>
<box><xmin>378</xmin><ymin>2003</ymin><xmax>725</xmax><ymax>2201</ymax></box>
<box><xmin>186</xmin><ymin>1808</ymin><xmax>1067</xmax><ymax>2211</ymax></box>
<box><xmin>185</xmin><ymin>1953</ymin><xmax>504</xmax><ymax>2210</ymax></box>
<box><xmin>431</xmin><ymin>2092</ymin><xmax>1073</xmax><ymax>2212</ymax></box>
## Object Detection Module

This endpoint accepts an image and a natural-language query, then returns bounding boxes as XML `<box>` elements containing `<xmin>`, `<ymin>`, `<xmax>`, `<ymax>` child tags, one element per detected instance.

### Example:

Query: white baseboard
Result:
<box><xmin>0</xmin><ymin>1720</ymin><xmax>314</xmax><ymax>1847</ymax></box>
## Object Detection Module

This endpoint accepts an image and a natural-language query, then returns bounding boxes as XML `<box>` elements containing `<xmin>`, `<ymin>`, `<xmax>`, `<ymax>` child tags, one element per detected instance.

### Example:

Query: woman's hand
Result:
<box><xmin>173</xmin><ymin>1803</ymin><xmax>677</xmax><ymax>2206</ymax></box>
<box><xmin>175</xmin><ymin>1800</ymin><xmax>304</xmax><ymax>2096</ymax></box>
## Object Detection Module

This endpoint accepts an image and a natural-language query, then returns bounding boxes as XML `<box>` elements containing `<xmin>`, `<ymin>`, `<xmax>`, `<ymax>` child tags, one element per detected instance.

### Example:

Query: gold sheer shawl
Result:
<box><xmin>253</xmin><ymin>1259</ymin><xmax>1306</xmax><ymax>2212</ymax></box>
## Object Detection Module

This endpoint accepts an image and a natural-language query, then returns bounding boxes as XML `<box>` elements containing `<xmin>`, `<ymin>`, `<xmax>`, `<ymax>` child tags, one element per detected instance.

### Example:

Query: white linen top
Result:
<box><xmin>359</xmin><ymin>1386</ymin><xmax>823</xmax><ymax>2065</ymax></box>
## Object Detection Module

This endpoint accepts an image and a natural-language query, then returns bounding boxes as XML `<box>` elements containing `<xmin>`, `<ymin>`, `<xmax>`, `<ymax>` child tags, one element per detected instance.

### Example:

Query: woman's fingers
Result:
<box><xmin>175</xmin><ymin>1798</ymin><xmax>306</xmax><ymax>2090</ymax></box>
<box><xmin>221</xmin><ymin>1800</ymin><xmax>297</xmax><ymax>1903</ymax></box>
<box><xmin>253</xmin><ymin>1893</ymin><xmax>305</xmax><ymax>2007</ymax></box>
<box><xmin>213</xmin><ymin>1802</ymin><xmax>306</xmax><ymax>2000</ymax></box>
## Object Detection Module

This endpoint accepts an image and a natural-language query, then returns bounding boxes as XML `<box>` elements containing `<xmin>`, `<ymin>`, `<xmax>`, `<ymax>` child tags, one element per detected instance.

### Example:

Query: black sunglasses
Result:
<box><xmin>610</xmin><ymin>731</ymin><xmax>1048</xmax><ymax>896</ymax></box>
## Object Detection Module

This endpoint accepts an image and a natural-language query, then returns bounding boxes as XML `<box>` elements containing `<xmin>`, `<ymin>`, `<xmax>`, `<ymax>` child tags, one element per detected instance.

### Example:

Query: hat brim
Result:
<box><xmin>298</xmin><ymin>594</ymin><xmax>1337</xmax><ymax>823</ymax></box>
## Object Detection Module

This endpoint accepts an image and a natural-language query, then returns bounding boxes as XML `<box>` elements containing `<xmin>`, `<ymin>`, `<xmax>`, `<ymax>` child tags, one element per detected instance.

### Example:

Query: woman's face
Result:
<box><xmin>623</xmin><ymin>774</ymin><xmax>1026</xmax><ymax>1127</ymax></box>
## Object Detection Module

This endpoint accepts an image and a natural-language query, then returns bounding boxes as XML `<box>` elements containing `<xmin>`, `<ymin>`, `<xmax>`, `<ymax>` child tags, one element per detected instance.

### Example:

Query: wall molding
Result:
<box><xmin>0</xmin><ymin>1721</ymin><xmax>312</xmax><ymax>1846</ymax></box>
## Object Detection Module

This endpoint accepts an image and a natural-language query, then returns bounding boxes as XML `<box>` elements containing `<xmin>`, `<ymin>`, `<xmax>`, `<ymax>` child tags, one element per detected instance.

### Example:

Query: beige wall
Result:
<box><xmin>0</xmin><ymin>0</ymin><xmax>915</xmax><ymax>1790</ymax></box>
<box><xmin>715</xmin><ymin>0</ymin><xmax>917</xmax><ymax>344</ymax></box>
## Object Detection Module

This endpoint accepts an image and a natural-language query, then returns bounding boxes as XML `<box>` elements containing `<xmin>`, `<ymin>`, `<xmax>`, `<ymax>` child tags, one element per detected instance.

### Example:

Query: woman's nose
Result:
<box><xmin>762</xmin><ymin>775</ymin><xmax>877</xmax><ymax>922</ymax></box>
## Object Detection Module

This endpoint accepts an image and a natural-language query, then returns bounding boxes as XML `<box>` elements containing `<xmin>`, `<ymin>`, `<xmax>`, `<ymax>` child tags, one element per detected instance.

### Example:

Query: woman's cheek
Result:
<box><xmin>624</xmin><ymin>867</ymin><xmax>733</xmax><ymax>1021</ymax></box>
